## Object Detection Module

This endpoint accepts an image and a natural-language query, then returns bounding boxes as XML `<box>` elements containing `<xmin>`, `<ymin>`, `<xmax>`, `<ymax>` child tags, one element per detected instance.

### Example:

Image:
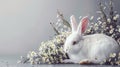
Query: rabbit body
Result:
<box><xmin>66</xmin><ymin>33</ymin><xmax>120</xmax><ymax>64</ymax></box>
<box><xmin>64</xmin><ymin>15</ymin><xmax>120</xmax><ymax>64</ymax></box>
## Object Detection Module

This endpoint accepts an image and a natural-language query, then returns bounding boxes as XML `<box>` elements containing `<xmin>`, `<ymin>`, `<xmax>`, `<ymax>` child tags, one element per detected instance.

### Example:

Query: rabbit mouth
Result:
<box><xmin>64</xmin><ymin>48</ymin><xmax>70</xmax><ymax>53</ymax></box>
<box><xmin>64</xmin><ymin>49</ymin><xmax>68</xmax><ymax>53</ymax></box>
<box><xmin>70</xmin><ymin>46</ymin><xmax>83</xmax><ymax>54</ymax></box>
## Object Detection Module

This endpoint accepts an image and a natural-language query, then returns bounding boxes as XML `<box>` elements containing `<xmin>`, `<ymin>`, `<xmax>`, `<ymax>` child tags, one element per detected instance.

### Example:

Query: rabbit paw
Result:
<box><xmin>63</xmin><ymin>59</ymin><xmax>75</xmax><ymax>64</ymax></box>
<box><xmin>63</xmin><ymin>59</ymin><xmax>73</xmax><ymax>63</ymax></box>
<box><xmin>79</xmin><ymin>59</ymin><xmax>92</xmax><ymax>65</ymax></box>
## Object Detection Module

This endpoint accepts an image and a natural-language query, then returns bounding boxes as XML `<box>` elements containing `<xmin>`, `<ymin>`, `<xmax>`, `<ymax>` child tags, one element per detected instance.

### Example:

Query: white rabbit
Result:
<box><xmin>64</xmin><ymin>15</ymin><xmax>120</xmax><ymax>64</ymax></box>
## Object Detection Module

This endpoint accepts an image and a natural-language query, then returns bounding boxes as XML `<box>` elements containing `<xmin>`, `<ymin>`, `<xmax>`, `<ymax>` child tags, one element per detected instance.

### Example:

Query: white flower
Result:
<box><xmin>95</xmin><ymin>23</ymin><xmax>98</xmax><ymax>26</ymax></box>
<box><xmin>119</xmin><ymin>28</ymin><xmax>120</xmax><ymax>32</ymax></box>
<box><xmin>116</xmin><ymin>14</ymin><xmax>119</xmax><ymax>18</ymax></box>
<box><xmin>113</xmin><ymin>17</ymin><xmax>117</xmax><ymax>20</ymax></box>
<box><xmin>90</xmin><ymin>16</ymin><xmax>94</xmax><ymax>20</ymax></box>
<box><xmin>110</xmin><ymin>53</ymin><xmax>116</xmax><ymax>58</ymax></box>
<box><xmin>107</xmin><ymin>18</ymin><xmax>111</xmax><ymax>23</ymax></box>
<box><xmin>31</xmin><ymin>51</ymin><xmax>37</xmax><ymax>57</ymax></box>
<box><xmin>113</xmin><ymin>14</ymin><xmax>119</xmax><ymax>20</ymax></box>
<box><xmin>110</xmin><ymin>25</ymin><xmax>113</xmax><ymax>29</ymax></box>
<box><xmin>97</xmin><ymin>17</ymin><xmax>101</xmax><ymax>20</ymax></box>
<box><xmin>98</xmin><ymin>21</ymin><xmax>102</xmax><ymax>25</ymax></box>
<box><xmin>103</xmin><ymin>6</ymin><xmax>106</xmax><ymax>10</ymax></box>
<box><xmin>109</xmin><ymin>29</ymin><xmax>114</xmax><ymax>34</ymax></box>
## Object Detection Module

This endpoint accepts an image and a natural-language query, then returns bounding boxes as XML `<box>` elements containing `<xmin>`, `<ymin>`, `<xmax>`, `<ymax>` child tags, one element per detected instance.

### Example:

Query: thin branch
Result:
<box><xmin>50</xmin><ymin>22</ymin><xmax>60</xmax><ymax>35</ymax></box>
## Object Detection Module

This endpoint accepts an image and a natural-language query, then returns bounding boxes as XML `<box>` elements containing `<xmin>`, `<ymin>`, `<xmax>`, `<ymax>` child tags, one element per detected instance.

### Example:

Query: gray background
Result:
<box><xmin>0</xmin><ymin>0</ymin><xmax>119</xmax><ymax>56</ymax></box>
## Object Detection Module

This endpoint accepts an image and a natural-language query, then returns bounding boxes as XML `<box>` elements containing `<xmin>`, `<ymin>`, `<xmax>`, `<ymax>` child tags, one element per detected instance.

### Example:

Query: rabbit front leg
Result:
<box><xmin>63</xmin><ymin>59</ymin><xmax>77</xmax><ymax>63</ymax></box>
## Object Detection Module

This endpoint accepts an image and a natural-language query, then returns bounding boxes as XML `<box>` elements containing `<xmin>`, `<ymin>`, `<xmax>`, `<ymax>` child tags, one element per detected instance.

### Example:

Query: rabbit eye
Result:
<box><xmin>73</xmin><ymin>41</ymin><xmax>77</xmax><ymax>45</ymax></box>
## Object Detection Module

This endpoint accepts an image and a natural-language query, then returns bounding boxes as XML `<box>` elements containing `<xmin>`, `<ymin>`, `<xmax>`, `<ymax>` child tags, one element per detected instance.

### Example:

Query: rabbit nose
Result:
<box><xmin>64</xmin><ymin>49</ymin><xmax>68</xmax><ymax>53</ymax></box>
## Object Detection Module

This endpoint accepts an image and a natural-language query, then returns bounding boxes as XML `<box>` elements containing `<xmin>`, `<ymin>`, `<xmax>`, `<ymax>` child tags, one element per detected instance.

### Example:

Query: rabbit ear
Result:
<box><xmin>77</xmin><ymin>16</ymin><xmax>89</xmax><ymax>35</ymax></box>
<box><xmin>70</xmin><ymin>15</ymin><xmax>78</xmax><ymax>32</ymax></box>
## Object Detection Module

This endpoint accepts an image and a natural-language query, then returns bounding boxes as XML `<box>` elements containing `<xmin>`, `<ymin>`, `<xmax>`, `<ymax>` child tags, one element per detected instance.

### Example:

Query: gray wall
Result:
<box><xmin>0</xmin><ymin>0</ymin><xmax>119</xmax><ymax>55</ymax></box>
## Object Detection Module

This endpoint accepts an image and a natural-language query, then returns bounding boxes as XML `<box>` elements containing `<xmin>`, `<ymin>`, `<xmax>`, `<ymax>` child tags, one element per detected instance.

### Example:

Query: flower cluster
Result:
<box><xmin>85</xmin><ymin>0</ymin><xmax>120</xmax><ymax>45</ymax></box>
<box><xmin>100</xmin><ymin>52</ymin><xmax>120</xmax><ymax>65</ymax></box>
<box><xmin>18</xmin><ymin>32</ymin><xmax>70</xmax><ymax>64</ymax></box>
<box><xmin>18</xmin><ymin>0</ymin><xmax>120</xmax><ymax>65</ymax></box>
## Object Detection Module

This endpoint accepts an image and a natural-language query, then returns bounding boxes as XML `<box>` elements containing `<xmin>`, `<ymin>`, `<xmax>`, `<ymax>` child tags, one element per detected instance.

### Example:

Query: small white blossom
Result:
<box><xmin>109</xmin><ymin>29</ymin><xmax>114</xmax><ymax>34</ymax></box>
<box><xmin>116</xmin><ymin>14</ymin><xmax>119</xmax><ymax>18</ymax></box>
<box><xmin>107</xmin><ymin>18</ymin><xmax>111</xmax><ymax>23</ymax></box>
<box><xmin>98</xmin><ymin>21</ymin><xmax>102</xmax><ymax>25</ymax></box>
<box><xmin>103</xmin><ymin>6</ymin><xmax>106</xmax><ymax>10</ymax></box>
<box><xmin>119</xmin><ymin>28</ymin><xmax>120</xmax><ymax>32</ymax></box>
<box><xmin>97</xmin><ymin>17</ymin><xmax>101</xmax><ymax>20</ymax></box>
<box><xmin>90</xmin><ymin>16</ymin><xmax>94</xmax><ymax>20</ymax></box>
<box><xmin>110</xmin><ymin>53</ymin><xmax>116</xmax><ymax>58</ymax></box>
<box><xmin>113</xmin><ymin>14</ymin><xmax>119</xmax><ymax>20</ymax></box>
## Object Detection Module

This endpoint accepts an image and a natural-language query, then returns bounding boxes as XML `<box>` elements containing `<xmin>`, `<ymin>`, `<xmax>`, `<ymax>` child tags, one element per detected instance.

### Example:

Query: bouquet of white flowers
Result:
<box><xmin>18</xmin><ymin>0</ymin><xmax>120</xmax><ymax>65</ymax></box>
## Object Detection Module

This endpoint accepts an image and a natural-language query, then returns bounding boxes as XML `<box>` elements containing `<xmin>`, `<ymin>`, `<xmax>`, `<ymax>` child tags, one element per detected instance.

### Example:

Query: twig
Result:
<box><xmin>50</xmin><ymin>22</ymin><xmax>60</xmax><ymax>35</ymax></box>
<box><xmin>99</xmin><ymin>2</ymin><xmax>107</xmax><ymax>23</ymax></box>
<box><xmin>57</xmin><ymin>10</ymin><xmax>71</xmax><ymax>29</ymax></box>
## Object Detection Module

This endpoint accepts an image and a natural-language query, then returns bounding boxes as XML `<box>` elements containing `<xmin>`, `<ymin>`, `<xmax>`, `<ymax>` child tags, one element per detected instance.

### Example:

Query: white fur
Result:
<box><xmin>64</xmin><ymin>15</ymin><xmax>120</xmax><ymax>64</ymax></box>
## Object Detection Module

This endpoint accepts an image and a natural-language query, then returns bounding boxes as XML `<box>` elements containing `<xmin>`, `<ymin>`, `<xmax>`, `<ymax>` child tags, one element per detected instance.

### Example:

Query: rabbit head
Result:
<box><xmin>64</xmin><ymin>15</ymin><xmax>89</xmax><ymax>54</ymax></box>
